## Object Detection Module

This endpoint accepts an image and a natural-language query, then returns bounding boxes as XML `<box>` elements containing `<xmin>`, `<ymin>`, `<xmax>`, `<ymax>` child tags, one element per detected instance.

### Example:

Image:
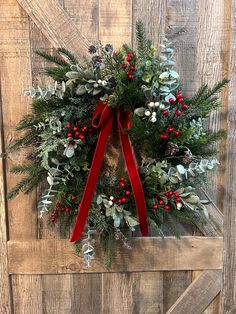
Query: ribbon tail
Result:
<box><xmin>117</xmin><ymin>113</ymin><xmax>149</xmax><ymax>236</ymax></box>
<box><xmin>70</xmin><ymin>113</ymin><xmax>113</xmax><ymax>242</ymax></box>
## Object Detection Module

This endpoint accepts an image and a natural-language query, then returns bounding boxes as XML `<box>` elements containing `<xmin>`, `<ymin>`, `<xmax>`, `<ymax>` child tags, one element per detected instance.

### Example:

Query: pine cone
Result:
<box><xmin>183</xmin><ymin>153</ymin><xmax>193</xmax><ymax>165</ymax></box>
<box><xmin>165</xmin><ymin>142</ymin><xmax>179</xmax><ymax>156</ymax></box>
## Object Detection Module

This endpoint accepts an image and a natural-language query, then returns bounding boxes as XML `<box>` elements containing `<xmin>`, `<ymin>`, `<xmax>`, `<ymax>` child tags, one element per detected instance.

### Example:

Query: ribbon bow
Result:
<box><xmin>70</xmin><ymin>101</ymin><xmax>148</xmax><ymax>242</ymax></box>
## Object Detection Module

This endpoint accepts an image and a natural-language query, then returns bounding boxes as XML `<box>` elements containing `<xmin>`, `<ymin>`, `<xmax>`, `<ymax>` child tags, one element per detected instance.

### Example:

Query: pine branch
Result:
<box><xmin>35</xmin><ymin>50</ymin><xmax>69</xmax><ymax>67</ymax></box>
<box><xmin>44</xmin><ymin>66</ymin><xmax>70</xmax><ymax>81</ymax></box>
<box><xmin>15</xmin><ymin>115</ymin><xmax>36</xmax><ymax>131</ymax></box>
<box><xmin>57</xmin><ymin>48</ymin><xmax>78</xmax><ymax>65</ymax></box>
<box><xmin>8</xmin><ymin>132</ymin><xmax>38</xmax><ymax>152</ymax></box>
<box><xmin>135</xmin><ymin>20</ymin><xmax>148</xmax><ymax>58</ymax></box>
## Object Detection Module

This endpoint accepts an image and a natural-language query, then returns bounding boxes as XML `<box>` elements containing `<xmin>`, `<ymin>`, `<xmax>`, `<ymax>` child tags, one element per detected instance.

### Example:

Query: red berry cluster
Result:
<box><xmin>153</xmin><ymin>191</ymin><xmax>182</xmax><ymax>212</ymax></box>
<box><xmin>169</xmin><ymin>92</ymin><xmax>189</xmax><ymax>117</ymax></box>
<box><xmin>121</xmin><ymin>53</ymin><xmax>136</xmax><ymax>80</ymax></box>
<box><xmin>66</xmin><ymin>120</ymin><xmax>93</xmax><ymax>142</ymax></box>
<box><xmin>50</xmin><ymin>195</ymin><xmax>78</xmax><ymax>223</ymax></box>
<box><xmin>111</xmin><ymin>177</ymin><xmax>131</xmax><ymax>205</ymax></box>
<box><xmin>160</xmin><ymin>127</ymin><xmax>181</xmax><ymax>141</ymax></box>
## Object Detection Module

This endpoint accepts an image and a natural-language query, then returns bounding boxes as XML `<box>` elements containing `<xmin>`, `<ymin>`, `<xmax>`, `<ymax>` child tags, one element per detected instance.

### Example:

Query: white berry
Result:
<box><xmin>108</xmin><ymin>200</ymin><xmax>113</xmax><ymax>206</ymax></box>
<box><xmin>150</xmin><ymin>117</ymin><xmax>157</xmax><ymax>123</ymax></box>
<box><xmin>152</xmin><ymin>112</ymin><xmax>157</xmax><ymax>117</ymax></box>
<box><xmin>102</xmin><ymin>80</ymin><xmax>107</xmax><ymax>86</ymax></box>
<box><xmin>110</xmin><ymin>196</ymin><xmax>114</xmax><ymax>200</ymax></box>
<box><xmin>177</xmin><ymin>202</ymin><xmax>182</xmax><ymax>210</ymax></box>
<box><xmin>159</xmin><ymin>104</ymin><xmax>165</xmax><ymax>109</ymax></box>
<box><xmin>154</xmin><ymin>102</ymin><xmax>160</xmax><ymax>107</ymax></box>
<box><xmin>97</xmin><ymin>79</ymin><xmax>102</xmax><ymax>84</ymax></box>
<box><xmin>148</xmin><ymin>102</ymin><xmax>155</xmax><ymax>108</ymax></box>
<box><xmin>145</xmin><ymin>110</ymin><xmax>151</xmax><ymax>116</ymax></box>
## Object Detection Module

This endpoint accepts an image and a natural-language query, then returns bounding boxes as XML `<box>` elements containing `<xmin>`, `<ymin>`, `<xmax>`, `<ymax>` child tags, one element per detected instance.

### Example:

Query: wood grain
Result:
<box><xmin>166</xmin><ymin>270</ymin><xmax>222</xmax><ymax>314</ymax></box>
<box><xmin>0</xmin><ymin>78</ymin><xmax>11</xmax><ymax>314</ymax></box>
<box><xmin>99</xmin><ymin>0</ymin><xmax>132</xmax><ymax>50</ymax></box>
<box><xmin>7</xmin><ymin>237</ymin><xmax>223</xmax><ymax>274</ymax></box>
<box><xmin>221</xmin><ymin>0</ymin><xmax>236</xmax><ymax>312</ymax></box>
<box><xmin>16</xmin><ymin>0</ymin><xmax>90</xmax><ymax>57</ymax></box>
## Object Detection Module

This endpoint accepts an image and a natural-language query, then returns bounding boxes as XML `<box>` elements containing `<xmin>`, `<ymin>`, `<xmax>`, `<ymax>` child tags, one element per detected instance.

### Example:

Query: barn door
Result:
<box><xmin>0</xmin><ymin>0</ymin><xmax>234</xmax><ymax>313</ymax></box>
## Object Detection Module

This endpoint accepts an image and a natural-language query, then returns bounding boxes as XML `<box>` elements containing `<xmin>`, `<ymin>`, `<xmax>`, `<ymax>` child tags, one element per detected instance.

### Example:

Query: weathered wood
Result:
<box><xmin>0</xmin><ymin>0</ymin><xmax>37</xmax><ymax>241</ymax></box>
<box><xmin>99</xmin><ymin>0</ymin><xmax>132</xmax><ymax>50</ymax></box>
<box><xmin>7</xmin><ymin>237</ymin><xmax>223</xmax><ymax>274</ymax></box>
<box><xmin>16</xmin><ymin>0</ymin><xmax>90</xmax><ymax>57</ymax></box>
<box><xmin>166</xmin><ymin>270</ymin><xmax>222</xmax><ymax>314</ymax></box>
<box><xmin>221</xmin><ymin>1</ymin><xmax>236</xmax><ymax>312</ymax></box>
<box><xmin>163</xmin><ymin>271</ymin><xmax>192</xmax><ymax>313</ymax></box>
<box><xmin>132</xmin><ymin>0</ymin><xmax>167</xmax><ymax>51</ymax></box>
<box><xmin>71</xmin><ymin>274</ymin><xmax>102</xmax><ymax>314</ymax></box>
<box><xmin>11</xmin><ymin>275</ymin><xmax>43</xmax><ymax>313</ymax></box>
<box><xmin>0</xmin><ymin>82</ymin><xmax>11</xmax><ymax>314</ymax></box>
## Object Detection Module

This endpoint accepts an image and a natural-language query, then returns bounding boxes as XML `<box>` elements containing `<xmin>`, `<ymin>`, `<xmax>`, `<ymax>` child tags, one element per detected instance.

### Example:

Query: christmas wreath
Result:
<box><xmin>8</xmin><ymin>21</ymin><xmax>227</xmax><ymax>267</ymax></box>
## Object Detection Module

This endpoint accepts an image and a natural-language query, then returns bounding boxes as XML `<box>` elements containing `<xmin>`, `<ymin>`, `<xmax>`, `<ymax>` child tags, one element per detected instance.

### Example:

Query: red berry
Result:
<box><xmin>66</xmin><ymin>123</ymin><xmax>71</xmax><ymax>129</ymax></box>
<box><xmin>169</xmin><ymin>191</ymin><xmax>174</xmax><ymax>196</ymax></box>
<box><xmin>168</xmin><ymin>127</ymin><xmax>174</xmax><ymax>133</ymax></box>
<box><xmin>121</xmin><ymin>63</ymin><xmax>127</xmax><ymax>69</ymax></box>
<box><xmin>82</xmin><ymin>126</ymin><xmax>87</xmax><ymax>132</ymax></box>
<box><xmin>54</xmin><ymin>209</ymin><xmax>58</xmax><ymax>214</ymax></box>
<box><xmin>176</xmin><ymin>197</ymin><xmax>182</xmax><ymax>202</ymax></box>
<box><xmin>153</xmin><ymin>204</ymin><xmax>158</xmax><ymax>209</ymax></box>
<box><xmin>175</xmin><ymin>130</ymin><xmax>181</xmax><ymax>137</ymax></box>
<box><xmin>120</xmin><ymin>177</ymin><xmax>125</xmax><ymax>181</ymax></box>
<box><xmin>178</xmin><ymin>97</ymin><xmax>184</xmax><ymax>103</ymax></box>
<box><xmin>51</xmin><ymin>217</ymin><xmax>56</xmax><ymax>222</ymax></box>
<box><xmin>169</xmin><ymin>98</ymin><xmax>175</xmax><ymax>104</ymax></box>
<box><xmin>128</xmin><ymin>74</ymin><xmax>134</xmax><ymax>80</ymax></box>
<box><xmin>118</xmin><ymin>199</ymin><xmax>123</xmax><ymax>204</ymax></box>
<box><xmin>125</xmin><ymin>190</ymin><xmax>131</xmax><ymax>196</ymax></box>
<box><xmin>127</xmin><ymin>53</ymin><xmax>133</xmax><ymax>58</ymax></box>
<box><xmin>181</xmin><ymin>104</ymin><xmax>188</xmax><ymax>110</ymax></box>
<box><xmin>79</xmin><ymin>134</ymin><xmax>85</xmax><ymax>140</ymax></box>
<box><xmin>50</xmin><ymin>212</ymin><xmax>55</xmax><ymax>217</ymax></box>
<box><xmin>121</xmin><ymin>197</ymin><xmax>127</xmax><ymax>203</ymax></box>
<box><xmin>69</xmin><ymin>140</ymin><xmax>75</xmax><ymax>145</ymax></box>
<box><xmin>162</xmin><ymin>110</ymin><xmax>169</xmax><ymax>116</ymax></box>
<box><xmin>75</xmin><ymin>131</ymin><xmax>80</xmax><ymax>137</ymax></box>
<box><xmin>175</xmin><ymin>110</ymin><xmax>182</xmax><ymax>117</ymax></box>
<box><xmin>130</xmin><ymin>66</ymin><xmax>136</xmax><ymax>71</ymax></box>
<box><xmin>126</xmin><ymin>71</ymin><xmax>130</xmax><ymax>76</ymax></box>
<box><xmin>71</xmin><ymin>195</ymin><xmax>77</xmax><ymax>201</ymax></box>
<box><xmin>165</xmin><ymin>192</ymin><xmax>170</xmax><ymax>197</ymax></box>
<box><xmin>65</xmin><ymin>207</ymin><xmax>71</xmax><ymax>212</ymax></box>
<box><xmin>77</xmin><ymin>119</ymin><xmax>82</xmax><ymax>125</ymax></box>
<box><xmin>67</xmin><ymin>132</ymin><xmax>73</xmax><ymax>138</ymax></box>
<box><xmin>89</xmin><ymin>127</ymin><xmax>93</xmax><ymax>132</ymax></box>
<box><xmin>165</xmin><ymin>205</ymin><xmax>171</xmax><ymax>211</ymax></box>
<box><xmin>161</xmin><ymin>134</ymin><xmax>169</xmax><ymax>140</ymax></box>
<box><xmin>174</xmin><ymin>192</ymin><xmax>179</xmax><ymax>197</ymax></box>
<box><xmin>73</xmin><ymin>126</ymin><xmax>78</xmax><ymax>131</ymax></box>
<box><xmin>120</xmin><ymin>182</ymin><xmax>125</xmax><ymax>188</ymax></box>
<box><xmin>61</xmin><ymin>207</ymin><xmax>65</xmax><ymax>212</ymax></box>
<box><xmin>176</xmin><ymin>92</ymin><xmax>182</xmax><ymax>99</ymax></box>
<box><xmin>159</xmin><ymin>200</ymin><xmax>164</xmax><ymax>205</ymax></box>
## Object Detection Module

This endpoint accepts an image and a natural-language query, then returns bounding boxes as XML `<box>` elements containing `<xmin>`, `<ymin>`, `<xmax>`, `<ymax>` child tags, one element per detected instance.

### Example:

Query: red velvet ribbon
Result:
<box><xmin>70</xmin><ymin>101</ymin><xmax>148</xmax><ymax>242</ymax></box>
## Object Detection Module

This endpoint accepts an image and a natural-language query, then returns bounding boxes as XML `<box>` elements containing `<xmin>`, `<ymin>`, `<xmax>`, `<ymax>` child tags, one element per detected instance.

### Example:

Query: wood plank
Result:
<box><xmin>166</xmin><ymin>270</ymin><xmax>222</xmax><ymax>314</ymax></box>
<box><xmin>7</xmin><ymin>237</ymin><xmax>223</xmax><ymax>274</ymax></box>
<box><xmin>132</xmin><ymin>0</ymin><xmax>167</xmax><ymax>51</ymax></box>
<box><xmin>16</xmin><ymin>0</ymin><xmax>90</xmax><ymax>57</ymax></box>
<box><xmin>99</xmin><ymin>0</ymin><xmax>132</xmax><ymax>50</ymax></box>
<box><xmin>196</xmin><ymin>0</ymin><xmax>231</xmax><ymax>208</ymax></box>
<box><xmin>221</xmin><ymin>0</ymin><xmax>236</xmax><ymax>312</ymax></box>
<box><xmin>163</xmin><ymin>271</ymin><xmax>192</xmax><ymax>313</ymax></box>
<box><xmin>0</xmin><ymin>0</ymin><xmax>37</xmax><ymax>241</ymax></box>
<box><xmin>11</xmin><ymin>274</ymin><xmax>43</xmax><ymax>313</ymax></box>
<box><xmin>102</xmin><ymin>272</ymin><xmax>163</xmax><ymax>314</ymax></box>
<box><xmin>71</xmin><ymin>274</ymin><xmax>102</xmax><ymax>314</ymax></box>
<box><xmin>0</xmin><ymin>82</ymin><xmax>12</xmax><ymax>314</ymax></box>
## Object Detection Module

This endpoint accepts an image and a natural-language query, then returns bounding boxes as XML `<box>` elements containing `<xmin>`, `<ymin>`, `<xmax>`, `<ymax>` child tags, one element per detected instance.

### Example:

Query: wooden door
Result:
<box><xmin>0</xmin><ymin>1</ymin><xmax>235</xmax><ymax>313</ymax></box>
